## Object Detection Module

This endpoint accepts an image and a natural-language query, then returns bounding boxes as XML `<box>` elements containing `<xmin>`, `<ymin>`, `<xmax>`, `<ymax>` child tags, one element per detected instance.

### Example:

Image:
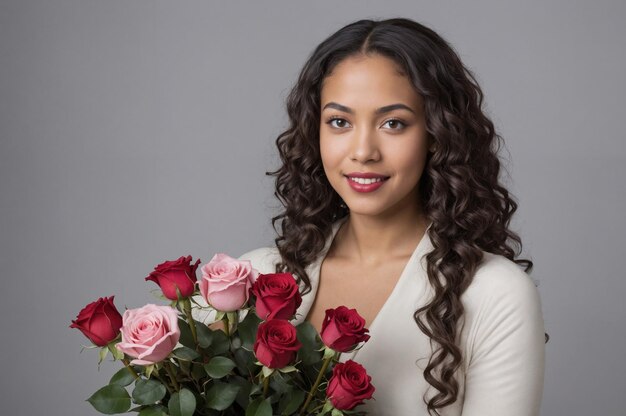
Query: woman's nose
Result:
<box><xmin>350</xmin><ymin>127</ymin><xmax>381</xmax><ymax>163</ymax></box>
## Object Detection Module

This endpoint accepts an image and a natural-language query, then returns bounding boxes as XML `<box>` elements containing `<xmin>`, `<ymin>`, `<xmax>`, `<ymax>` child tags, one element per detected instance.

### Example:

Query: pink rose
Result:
<box><xmin>199</xmin><ymin>253</ymin><xmax>259</xmax><ymax>312</ymax></box>
<box><xmin>115</xmin><ymin>304</ymin><xmax>180</xmax><ymax>365</ymax></box>
<box><xmin>145</xmin><ymin>255</ymin><xmax>201</xmax><ymax>300</ymax></box>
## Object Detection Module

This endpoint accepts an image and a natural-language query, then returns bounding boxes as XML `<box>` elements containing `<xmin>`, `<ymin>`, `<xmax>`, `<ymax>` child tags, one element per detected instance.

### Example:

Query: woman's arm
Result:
<box><xmin>460</xmin><ymin>258</ymin><xmax>546</xmax><ymax>416</ymax></box>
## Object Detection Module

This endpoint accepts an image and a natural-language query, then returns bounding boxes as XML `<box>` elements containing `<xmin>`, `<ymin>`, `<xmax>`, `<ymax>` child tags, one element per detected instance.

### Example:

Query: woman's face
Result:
<box><xmin>319</xmin><ymin>54</ymin><xmax>431</xmax><ymax>218</ymax></box>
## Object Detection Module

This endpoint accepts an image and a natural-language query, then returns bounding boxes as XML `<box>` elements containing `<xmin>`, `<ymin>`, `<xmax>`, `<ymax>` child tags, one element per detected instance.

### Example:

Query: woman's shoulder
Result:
<box><xmin>461</xmin><ymin>251</ymin><xmax>543</xmax><ymax>321</ymax></box>
<box><xmin>467</xmin><ymin>252</ymin><xmax>538</xmax><ymax>296</ymax></box>
<box><xmin>237</xmin><ymin>246</ymin><xmax>281</xmax><ymax>274</ymax></box>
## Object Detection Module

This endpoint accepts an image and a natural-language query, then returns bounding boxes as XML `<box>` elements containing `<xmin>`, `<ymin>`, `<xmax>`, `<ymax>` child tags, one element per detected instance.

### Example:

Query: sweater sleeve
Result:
<box><xmin>237</xmin><ymin>247</ymin><xmax>279</xmax><ymax>271</ymax></box>
<box><xmin>460</xmin><ymin>255</ymin><xmax>546</xmax><ymax>416</ymax></box>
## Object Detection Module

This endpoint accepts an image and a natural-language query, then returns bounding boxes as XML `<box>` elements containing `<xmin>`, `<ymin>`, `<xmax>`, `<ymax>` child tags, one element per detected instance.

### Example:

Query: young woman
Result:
<box><xmin>238</xmin><ymin>18</ymin><xmax>547</xmax><ymax>415</ymax></box>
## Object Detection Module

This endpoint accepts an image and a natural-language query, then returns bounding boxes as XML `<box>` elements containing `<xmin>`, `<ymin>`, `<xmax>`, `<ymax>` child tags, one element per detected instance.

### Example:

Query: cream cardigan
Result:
<box><xmin>195</xmin><ymin>216</ymin><xmax>545</xmax><ymax>415</ymax></box>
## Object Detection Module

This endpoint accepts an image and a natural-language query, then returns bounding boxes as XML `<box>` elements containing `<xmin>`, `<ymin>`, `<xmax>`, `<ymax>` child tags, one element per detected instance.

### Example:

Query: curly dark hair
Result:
<box><xmin>265</xmin><ymin>17</ymin><xmax>549</xmax><ymax>415</ymax></box>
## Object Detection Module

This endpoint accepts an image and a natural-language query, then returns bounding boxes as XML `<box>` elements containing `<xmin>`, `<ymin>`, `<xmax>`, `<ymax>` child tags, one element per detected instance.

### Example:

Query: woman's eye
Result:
<box><xmin>327</xmin><ymin>117</ymin><xmax>351</xmax><ymax>129</ymax></box>
<box><xmin>325</xmin><ymin>117</ymin><xmax>406</xmax><ymax>130</ymax></box>
<box><xmin>383</xmin><ymin>119</ymin><xmax>406</xmax><ymax>130</ymax></box>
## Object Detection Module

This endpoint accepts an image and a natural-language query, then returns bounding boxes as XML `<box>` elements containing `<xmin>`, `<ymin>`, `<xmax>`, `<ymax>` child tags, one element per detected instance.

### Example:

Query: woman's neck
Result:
<box><xmin>333</xmin><ymin>207</ymin><xmax>429</xmax><ymax>266</ymax></box>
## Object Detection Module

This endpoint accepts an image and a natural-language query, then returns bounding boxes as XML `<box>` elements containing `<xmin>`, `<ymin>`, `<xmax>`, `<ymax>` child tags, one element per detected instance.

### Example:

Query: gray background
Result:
<box><xmin>1</xmin><ymin>1</ymin><xmax>624</xmax><ymax>415</ymax></box>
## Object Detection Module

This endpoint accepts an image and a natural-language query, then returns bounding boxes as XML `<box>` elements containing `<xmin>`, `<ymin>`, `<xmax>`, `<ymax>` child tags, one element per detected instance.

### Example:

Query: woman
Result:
<box><xmin>238</xmin><ymin>18</ymin><xmax>546</xmax><ymax>415</ymax></box>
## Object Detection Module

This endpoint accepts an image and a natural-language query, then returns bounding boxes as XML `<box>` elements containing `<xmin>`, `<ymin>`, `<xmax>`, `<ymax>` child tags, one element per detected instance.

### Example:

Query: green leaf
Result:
<box><xmin>277</xmin><ymin>365</ymin><xmax>298</xmax><ymax>373</ymax></box>
<box><xmin>279</xmin><ymin>389</ymin><xmax>305</xmax><ymax>415</ymax></box>
<box><xmin>195</xmin><ymin>320</ymin><xmax>214</xmax><ymax>348</ymax></box>
<box><xmin>261</xmin><ymin>366</ymin><xmax>274</xmax><ymax>378</ymax></box>
<box><xmin>109</xmin><ymin>366</ymin><xmax>136</xmax><ymax>387</ymax></box>
<box><xmin>226</xmin><ymin>311</ymin><xmax>238</xmax><ymax>325</ymax></box>
<box><xmin>237</xmin><ymin>310</ymin><xmax>262</xmax><ymax>349</ymax></box>
<box><xmin>323</xmin><ymin>346</ymin><xmax>336</xmax><ymax>360</ymax></box>
<box><xmin>331</xmin><ymin>408</ymin><xmax>344</xmax><ymax>416</ymax></box>
<box><xmin>98</xmin><ymin>346</ymin><xmax>109</xmax><ymax>364</ymax></box>
<box><xmin>144</xmin><ymin>364</ymin><xmax>156</xmax><ymax>379</ymax></box>
<box><xmin>190</xmin><ymin>362</ymin><xmax>207</xmax><ymax>381</ymax></box>
<box><xmin>245</xmin><ymin>396</ymin><xmax>272</xmax><ymax>416</ymax></box>
<box><xmin>209</xmin><ymin>330</ymin><xmax>231</xmax><ymax>355</ymax></box>
<box><xmin>231</xmin><ymin>375</ymin><xmax>254</xmax><ymax>409</ymax></box>
<box><xmin>296</xmin><ymin>321</ymin><xmax>320</xmax><ymax>346</ymax></box>
<box><xmin>214</xmin><ymin>310</ymin><xmax>226</xmax><ymax>321</ymax></box>
<box><xmin>177</xmin><ymin>319</ymin><xmax>195</xmax><ymax>349</ymax></box>
<box><xmin>177</xmin><ymin>358</ymin><xmax>192</xmax><ymax>375</ymax></box>
<box><xmin>137</xmin><ymin>405</ymin><xmax>168</xmax><ymax>416</ymax></box>
<box><xmin>296</xmin><ymin>322</ymin><xmax>322</xmax><ymax>365</ymax></box>
<box><xmin>107</xmin><ymin>342</ymin><xmax>124</xmax><ymax>360</ymax></box>
<box><xmin>204</xmin><ymin>356</ymin><xmax>236</xmax><ymax>379</ymax></box>
<box><xmin>321</xmin><ymin>400</ymin><xmax>334</xmax><ymax>414</ymax></box>
<box><xmin>233</xmin><ymin>347</ymin><xmax>257</xmax><ymax>376</ymax></box>
<box><xmin>132</xmin><ymin>379</ymin><xmax>166</xmax><ymax>405</ymax></box>
<box><xmin>172</xmin><ymin>346</ymin><xmax>201</xmax><ymax>361</ymax></box>
<box><xmin>86</xmin><ymin>384</ymin><xmax>131</xmax><ymax>414</ymax></box>
<box><xmin>168</xmin><ymin>388</ymin><xmax>196</xmax><ymax>416</ymax></box>
<box><xmin>204</xmin><ymin>381</ymin><xmax>240</xmax><ymax>411</ymax></box>
<box><xmin>174</xmin><ymin>286</ymin><xmax>184</xmax><ymax>302</ymax></box>
<box><xmin>269</xmin><ymin>373</ymin><xmax>291</xmax><ymax>395</ymax></box>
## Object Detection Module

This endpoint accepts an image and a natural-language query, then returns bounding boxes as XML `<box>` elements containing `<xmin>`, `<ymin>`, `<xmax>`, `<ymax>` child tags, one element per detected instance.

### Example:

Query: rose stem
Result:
<box><xmin>164</xmin><ymin>361</ymin><xmax>180</xmax><ymax>391</ymax></box>
<box><xmin>262</xmin><ymin>374</ymin><xmax>270</xmax><ymax>398</ymax></box>
<box><xmin>309</xmin><ymin>403</ymin><xmax>325</xmax><ymax>413</ymax></box>
<box><xmin>181</xmin><ymin>298</ymin><xmax>199</xmax><ymax>349</ymax></box>
<box><xmin>152</xmin><ymin>370</ymin><xmax>174</xmax><ymax>395</ymax></box>
<box><xmin>222</xmin><ymin>313</ymin><xmax>230</xmax><ymax>337</ymax></box>
<box><xmin>299</xmin><ymin>353</ymin><xmax>335</xmax><ymax>415</ymax></box>
<box><xmin>121</xmin><ymin>358</ymin><xmax>140</xmax><ymax>380</ymax></box>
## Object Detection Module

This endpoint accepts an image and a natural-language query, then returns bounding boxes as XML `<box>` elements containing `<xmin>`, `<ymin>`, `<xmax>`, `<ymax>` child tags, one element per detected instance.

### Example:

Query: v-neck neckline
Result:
<box><xmin>297</xmin><ymin>215</ymin><xmax>433</xmax><ymax>338</ymax></box>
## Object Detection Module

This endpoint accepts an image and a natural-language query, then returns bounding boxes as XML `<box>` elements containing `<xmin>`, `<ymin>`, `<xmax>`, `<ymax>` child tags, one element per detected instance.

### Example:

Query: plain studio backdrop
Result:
<box><xmin>1</xmin><ymin>1</ymin><xmax>625</xmax><ymax>415</ymax></box>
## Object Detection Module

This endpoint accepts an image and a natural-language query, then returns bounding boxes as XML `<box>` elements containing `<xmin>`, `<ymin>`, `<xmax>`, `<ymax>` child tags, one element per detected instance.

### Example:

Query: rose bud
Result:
<box><xmin>253</xmin><ymin>319</ymin><xmax>302</xmax><ymax>369</ymax></box>
<box><xmin>326</xmin><ymin>360</ymin><xmax>375</xmax><ymax>410</ymax></box>
<box><xmin>199</xmin><ymin>253</ymin><xmax>259</xmax><ymax>312</ymax></box>
<box><xmin>145</xmin><ymin>255</ymin><xmax>201</xmax><ymax>300</ymax></box>
<box><xmin>115</xmin><ymin>304</ymin><xmax>180</xmax><ymax>365</ymax></box>
<box><xmin>250</xmin><ymin>272</ymin><xmax>302</xmax><ymax>320</ymax></box>
<box><xmin>320</xmin><ymin>306</ymin><xmax>370</xmax><ymax>352</ymax></box>
<box><xmin>70</xmin><ymin>296</ymin><xmax>123</xmax><ymax>347</ymax></box>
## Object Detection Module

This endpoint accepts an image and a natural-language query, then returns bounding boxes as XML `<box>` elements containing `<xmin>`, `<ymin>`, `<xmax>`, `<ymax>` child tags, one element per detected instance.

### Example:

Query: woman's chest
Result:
<box><xmin>304</xmin><ymin>256</ymin><xmax>411</xmax><ymax>334</ymax></box>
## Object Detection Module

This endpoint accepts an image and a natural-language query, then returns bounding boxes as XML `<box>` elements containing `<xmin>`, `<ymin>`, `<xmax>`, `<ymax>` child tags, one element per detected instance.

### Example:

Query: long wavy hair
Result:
<box><xmin>265</xmin><ymin>17</ymin><xmax>549</xmax><ymax>415</ymax></box>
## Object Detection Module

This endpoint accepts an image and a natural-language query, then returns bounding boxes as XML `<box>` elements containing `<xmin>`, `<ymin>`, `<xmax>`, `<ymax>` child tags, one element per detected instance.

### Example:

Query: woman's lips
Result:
<box><xmin>345</xmin><ymin>175</ymin><xmax>389</xmax><ymax>193</ymax></box>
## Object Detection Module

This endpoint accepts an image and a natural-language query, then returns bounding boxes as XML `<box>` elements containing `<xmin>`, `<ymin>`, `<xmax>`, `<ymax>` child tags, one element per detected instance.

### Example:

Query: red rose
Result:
<box><xmin>70</xmin><ymin>296</ymin><xmax>123</xmax><ymax>346</ymax></box>
<box><xmin>320</xmin><ymin>306</ymin><xmax>370</xmax><ymax>352</ymax></box>
<box><xmin>326</xmin><ymin>360</ymin><xmax>375</xmax><ymax>410</ymax></box>
<box><xmin>250</xmin><ymin>273</ymin><xmax>302</xmax><ymax>320</ymax></box>
<box><xmin>145</xmin><ymin>255</ymin><xmax>201</xmax><ymax>300</ymax></box>
<box><xmin>253</xmin><ymin>319</ymin><xmax>302</xmax><ymax>369</ymax></box>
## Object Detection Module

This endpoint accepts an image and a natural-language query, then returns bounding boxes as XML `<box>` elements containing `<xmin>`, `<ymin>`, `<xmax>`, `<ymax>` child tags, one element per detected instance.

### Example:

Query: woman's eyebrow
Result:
<box><xmin>322</xmin><ymin>102</ymin><xmax>416</xmax><ymax>115</ymax></box>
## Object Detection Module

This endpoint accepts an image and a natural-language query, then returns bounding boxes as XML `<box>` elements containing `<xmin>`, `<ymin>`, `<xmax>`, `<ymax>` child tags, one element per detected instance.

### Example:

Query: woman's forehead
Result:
<box><xmin>320</xmin><ymin>55</ymin><xmax>421</xmax><ymax>111</ymax></box>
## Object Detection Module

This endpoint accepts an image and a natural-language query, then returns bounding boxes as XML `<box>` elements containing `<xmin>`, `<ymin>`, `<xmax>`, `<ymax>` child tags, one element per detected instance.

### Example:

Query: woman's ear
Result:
<box><xmin>428</xmin><ymin>139</ymin><xmax>437</xmax><ymax>153</ymax></box>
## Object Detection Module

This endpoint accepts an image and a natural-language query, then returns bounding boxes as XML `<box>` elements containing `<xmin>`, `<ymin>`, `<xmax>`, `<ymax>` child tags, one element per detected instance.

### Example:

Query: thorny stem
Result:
<box><xmin>299</xmin><ymin>353</ymin><xmax>334</xmax><ymax>415</ymax></box>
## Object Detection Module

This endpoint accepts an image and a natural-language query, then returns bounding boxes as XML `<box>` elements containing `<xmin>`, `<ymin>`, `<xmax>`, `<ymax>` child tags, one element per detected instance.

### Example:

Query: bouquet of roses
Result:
<box><xmin>70</xmin><ymin>253</ymin><xmax>375</xmax><ymax>416</ymax></box>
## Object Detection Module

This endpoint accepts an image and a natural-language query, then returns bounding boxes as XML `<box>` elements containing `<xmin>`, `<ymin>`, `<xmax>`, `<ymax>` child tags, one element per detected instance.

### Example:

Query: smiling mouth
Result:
<box><xmin>344</xmin><ymin>175</ymin><xmax>390</xmax><ymax>185</ymax></box>
<box><xmin>347</xmin><ymin>177</ymin><xmax>387</xmax><ymax>185</ymax></box>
